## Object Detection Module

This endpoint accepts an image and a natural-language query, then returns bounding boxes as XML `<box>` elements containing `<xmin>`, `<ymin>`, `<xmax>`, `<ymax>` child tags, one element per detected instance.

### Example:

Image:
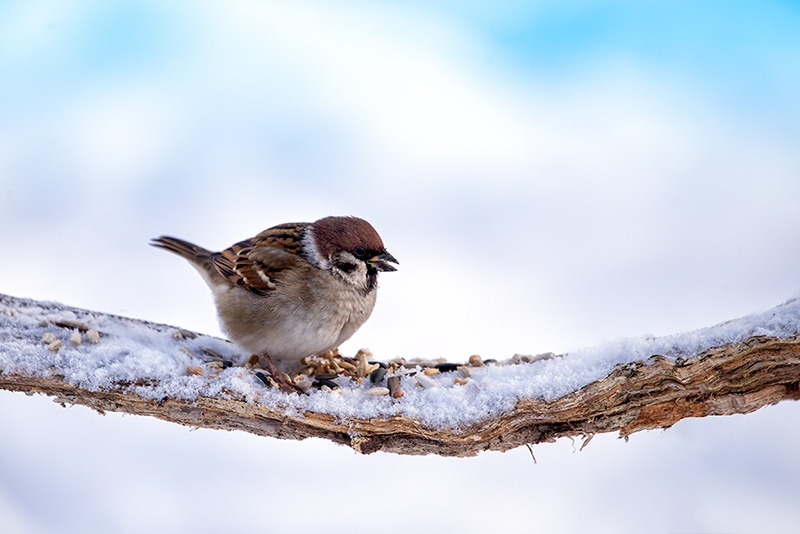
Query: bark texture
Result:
<box><xmin>2</xmin><ymin>294</ymin><xmax>799</xmax><ymax>457</ymax></box>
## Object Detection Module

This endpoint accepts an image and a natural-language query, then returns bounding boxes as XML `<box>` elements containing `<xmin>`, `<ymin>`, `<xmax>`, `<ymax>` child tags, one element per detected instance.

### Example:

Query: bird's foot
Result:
<box><xmin>262</xmin><ymin>353</ymin><xmax>301</xmax><ymax>394</ymax></box>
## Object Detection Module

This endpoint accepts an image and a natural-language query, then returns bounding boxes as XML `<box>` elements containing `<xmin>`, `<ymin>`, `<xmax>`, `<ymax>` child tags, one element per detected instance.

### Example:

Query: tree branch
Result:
<box><xmin>1</xmin><ymin>293</ymin><xmax>799</xmax><ymax>457</ymax></box>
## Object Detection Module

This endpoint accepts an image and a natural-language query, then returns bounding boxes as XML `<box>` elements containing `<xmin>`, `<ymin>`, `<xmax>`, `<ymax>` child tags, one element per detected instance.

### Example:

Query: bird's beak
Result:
<box><xmin>368</xmin><ymin>250</ymin><xmax>399</xmax><ymax>272</ymax></box>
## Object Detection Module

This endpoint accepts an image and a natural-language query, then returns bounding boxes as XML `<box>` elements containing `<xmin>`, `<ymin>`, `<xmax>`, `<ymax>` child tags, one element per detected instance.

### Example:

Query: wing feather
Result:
<box><xmin>210</xmin><ymin>223</ymin><xmax>309</xmax><ymax>296</ymax></box>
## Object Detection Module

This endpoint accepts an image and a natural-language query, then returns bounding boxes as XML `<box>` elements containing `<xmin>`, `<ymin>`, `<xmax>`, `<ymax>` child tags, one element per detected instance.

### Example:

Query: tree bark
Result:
<box><xmin>2</xmin><ymin>294</ymin><xmax>799</xmax><ymax>457</ymax></box>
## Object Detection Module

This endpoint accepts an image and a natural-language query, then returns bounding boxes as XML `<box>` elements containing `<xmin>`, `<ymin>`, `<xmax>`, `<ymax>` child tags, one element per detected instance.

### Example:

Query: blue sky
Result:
<box><xmin>426</xmin><ymin>1</ymin><xmax>800</xmax><ymax>137</ymax></box>
<box><xmin>3</xmin><ymin>1</ymin><xmax>800</xmax><ymax>131</ymax></box>
<box><xmin>4</xmin><ymin>2</ymin><xmax>800</xmax><ymax>105</ymax></box>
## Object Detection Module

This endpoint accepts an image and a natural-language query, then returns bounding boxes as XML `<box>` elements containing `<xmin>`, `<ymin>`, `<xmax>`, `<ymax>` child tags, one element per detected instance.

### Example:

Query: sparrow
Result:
<box><xmin>151</xmin><ymin>216</ymin><xmax>398</xmax><ymax>392</ymax></box>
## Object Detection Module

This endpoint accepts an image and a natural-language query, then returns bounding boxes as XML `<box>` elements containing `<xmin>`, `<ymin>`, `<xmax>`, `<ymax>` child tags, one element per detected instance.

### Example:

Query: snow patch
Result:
<box><xmin>2</xmin><ymin>295</ymin><xmax>799</xmax><ymax>429</ymax></box>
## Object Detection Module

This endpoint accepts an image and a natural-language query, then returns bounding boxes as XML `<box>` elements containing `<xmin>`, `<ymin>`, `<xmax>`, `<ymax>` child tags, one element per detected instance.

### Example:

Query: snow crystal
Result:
<box><xmin>2</xmin><ymin>294</ymin><xmax>799</xmax><ymax>430</ymax></box>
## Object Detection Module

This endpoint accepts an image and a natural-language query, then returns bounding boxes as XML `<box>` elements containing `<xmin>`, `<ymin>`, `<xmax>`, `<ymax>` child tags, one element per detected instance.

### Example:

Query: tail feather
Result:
<box><xmin>150</xmin><ymin>236</ymin><xmax>212</xmax><ymax>261</ymax></box>
<box><xmin>151</xmin><ymin>236</ymin><xmax>223</xmax><ymax>288</ymax></box>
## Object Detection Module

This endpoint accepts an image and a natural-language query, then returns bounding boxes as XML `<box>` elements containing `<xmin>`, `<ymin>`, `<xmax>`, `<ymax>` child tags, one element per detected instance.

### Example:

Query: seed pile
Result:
<box><xmin>242</xmin><ymin>348</ymin><xmax>560</xmax><ymax>397</ymax></box>
<box><xmin>40</xmin><ymin>327</ymin><xmax>100</xmax><ymax>352</ymax></box>
<box><xmin>37</xmin><ymin>318</ymin><xmax>559</xmax><ymax>399</ymax></box>
<box><xmin>189</xmin><ymin>343</ymin><xmax>561</xmax><ymax>397</ymax></box>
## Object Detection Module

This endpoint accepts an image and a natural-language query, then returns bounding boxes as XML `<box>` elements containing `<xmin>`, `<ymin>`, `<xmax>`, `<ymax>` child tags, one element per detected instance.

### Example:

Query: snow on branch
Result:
<box><xmin>1</xmin><ymin>293</ymin><xmax>800</xmax><ymax>457</ymax></box>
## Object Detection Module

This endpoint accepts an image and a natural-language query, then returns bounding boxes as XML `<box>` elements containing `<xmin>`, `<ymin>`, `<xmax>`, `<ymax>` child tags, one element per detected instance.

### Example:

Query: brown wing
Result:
<box><xmin>210</xmin><ymin>223</ymin><xmax>309</xmax><ymax>297</ymax></box>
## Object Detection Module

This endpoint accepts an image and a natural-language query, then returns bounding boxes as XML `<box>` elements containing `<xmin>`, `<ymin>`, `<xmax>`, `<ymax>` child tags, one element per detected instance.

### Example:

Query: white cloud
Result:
<box><xmin>60</xmin><ymin>84</ymin><xmax>183</xmax><ymax>184</ymax></box>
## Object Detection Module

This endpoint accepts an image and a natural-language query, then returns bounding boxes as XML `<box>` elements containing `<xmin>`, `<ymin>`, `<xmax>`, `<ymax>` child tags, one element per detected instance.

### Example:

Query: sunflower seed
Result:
<box><xmin>369</xmin><ymin>366</ymin><xmax>387</xmax><ymax>384</ymax></box>
<box><xmin>338</xmin><ymin>360</ymin><xmax>357</xmax><ymax>372</ymax></box>
<box><xmin>415</xmin><ymin>374</ymin><xmax>437</xmax><ymax>389</ymax></box>
<box><xmin>86</xmin><ymin>329</ymin><xmax>100</xmax><ymax>344</ymax></box>
<box><xmin>357</xmin><ymin>351</ymin><xmax>370</xmax><ymax>378</ymax></box>
<box><xmin>254</xmin><ymin>371</ymin><xmax>271</xmax><ymax>387</ymax></box>
<box><xmin>68</xmin><ymin>331</ymin><xmax>82</xmax><ymax>346</ymax></box>
<box><xmin>314</xmin><ymin>373</ymin><xmax>338</xmax><ymax>381</ymax></box>
<box><xmin>387</xmin><ymin>376</ymin><xmax>401</xmax><ymax>396</ymax></box>
<box><xmin>313</xmin><ymin>378</ymin><xmax>340</xmax><ymax>390</ymax></box>
<box><xmin>356</xmin><ymin>348</ymin><xmax>373</xmax><ymax>360</ymax></box>
<box><xmin>294</xmin><ymin>378</ymin><xmax>312</xmax><ymax>393</ymax></box>
<box><xmin>186</xmin><ymin>365</ymin><xmax>205</xmax><ymax>376</ymax></box>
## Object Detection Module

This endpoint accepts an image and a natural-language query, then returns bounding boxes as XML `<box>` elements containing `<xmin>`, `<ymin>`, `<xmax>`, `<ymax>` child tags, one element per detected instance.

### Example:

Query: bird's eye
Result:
<box><xmin>353</xmin><ymin>247</ymin><xmax>366</xmax><ymax>258</ymax></box>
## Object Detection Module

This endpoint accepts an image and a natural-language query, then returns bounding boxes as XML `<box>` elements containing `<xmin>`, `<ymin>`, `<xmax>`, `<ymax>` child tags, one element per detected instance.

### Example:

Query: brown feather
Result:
<box><xmin>209</xmin><ymin>224</ymin><xmax>309</xmax><ymax>297</ymax></box>
<box><xmin>310</xmin><ymin>217</ymin><xmax>385</xmax><ymax>258</ymax></box>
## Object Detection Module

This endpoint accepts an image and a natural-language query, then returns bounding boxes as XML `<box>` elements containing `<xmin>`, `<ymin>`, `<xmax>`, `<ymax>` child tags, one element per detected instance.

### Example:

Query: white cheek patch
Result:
<box><xmin>300</xmin><ymin>225</ymin><xmax>330</xmax><ymax>269</ymax></box>
<box><xmin>331</xmin><ymin>252</ymin><xmax>370</xmax><ymax>288</ymax></box>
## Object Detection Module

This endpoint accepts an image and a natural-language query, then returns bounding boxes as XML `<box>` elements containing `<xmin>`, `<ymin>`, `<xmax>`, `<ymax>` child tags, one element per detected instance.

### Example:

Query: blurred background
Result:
<box><xmin>1</xmin><ymin>1</ymin><xmax>799</xmax><ymax>532</ymax></box>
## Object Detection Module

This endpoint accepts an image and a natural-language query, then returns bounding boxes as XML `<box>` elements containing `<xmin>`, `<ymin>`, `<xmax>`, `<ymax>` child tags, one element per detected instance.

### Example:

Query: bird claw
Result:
<box><xmin>262</xmin><ymin>353</ymin><xmax>301</xmax><ymax>394</ymax></box>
